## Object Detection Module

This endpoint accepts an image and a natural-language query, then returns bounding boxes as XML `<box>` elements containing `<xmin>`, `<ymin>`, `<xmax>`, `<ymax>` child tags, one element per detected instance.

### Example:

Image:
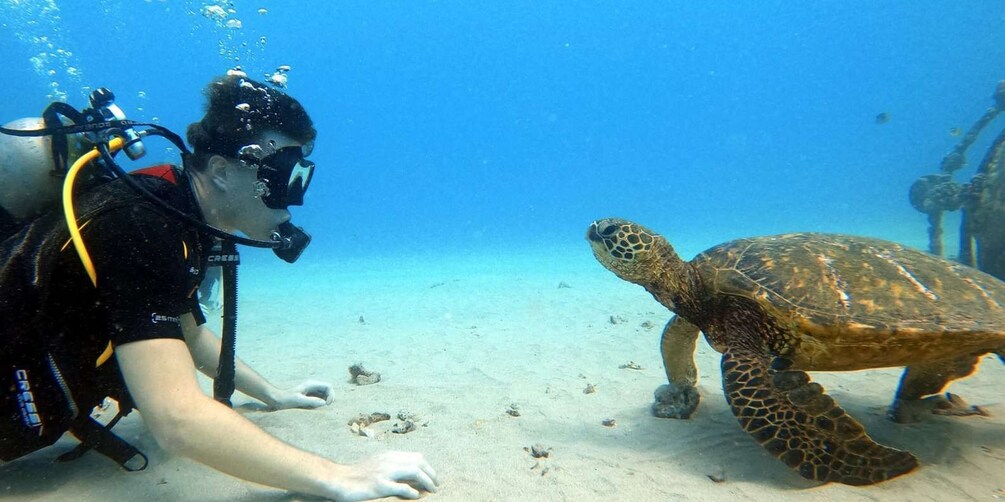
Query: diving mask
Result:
<box><xmin>241</xmin><ymin>143</ymin><xmax>315</xmax><ymax>209</ymax></box>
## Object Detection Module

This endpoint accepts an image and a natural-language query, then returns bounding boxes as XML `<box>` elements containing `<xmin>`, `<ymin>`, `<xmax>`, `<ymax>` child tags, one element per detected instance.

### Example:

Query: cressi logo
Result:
<box><xmin>14</xmin><ymin>369</ymin><xmax>43</xmax><ymax>430</ymax></box>
<box><xmin>207</xmin><ymin>254</ymin><xmax>240</xmax><ymax>263</ymax></box>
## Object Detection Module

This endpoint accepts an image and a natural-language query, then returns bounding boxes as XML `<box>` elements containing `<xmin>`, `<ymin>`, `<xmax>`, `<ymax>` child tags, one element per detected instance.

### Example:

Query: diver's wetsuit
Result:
<box><xmin>0</xmin><ymin>166</ymin><xmax>213</xmax><ymax>459</ymax></box>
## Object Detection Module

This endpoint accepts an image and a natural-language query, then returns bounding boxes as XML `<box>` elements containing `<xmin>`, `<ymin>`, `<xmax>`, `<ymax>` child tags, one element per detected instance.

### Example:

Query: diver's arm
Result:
<box><xmin>181</xmin><ymin>313</ymin><xmax>333</xmax><ymax>409</ymax></box>
<box><xmin>180</xmin><ymin>313</ymin><xmax>280</xmax><ymax>403</ymax></box>
<box><xmin>116</xmin><ymin>337</ymin><xmax>438</xmax><ymax>500</ymax></box>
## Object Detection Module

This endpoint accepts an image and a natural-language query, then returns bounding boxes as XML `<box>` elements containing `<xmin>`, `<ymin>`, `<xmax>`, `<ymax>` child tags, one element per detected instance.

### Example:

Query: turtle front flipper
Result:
<box><xmin>653</xmin><ymin>316</ymin><xmax>701</xmax><ymax>419</ymax></box>
<box><xmin>890</xmin><ymin>356</ymin><xmax>989</xmax><ymax>423</ymax></box>
<box><xmin>721</xmin><ymin>348</ymin><xmax>918</xmax><ymax>485</ymax></box>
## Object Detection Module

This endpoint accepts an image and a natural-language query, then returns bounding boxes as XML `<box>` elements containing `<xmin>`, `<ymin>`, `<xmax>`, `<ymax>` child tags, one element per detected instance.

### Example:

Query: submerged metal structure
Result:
<box><xmin>909</xmin><ymin>80</ymin><xmax>1005</xmax><ymax>280</ymax></box>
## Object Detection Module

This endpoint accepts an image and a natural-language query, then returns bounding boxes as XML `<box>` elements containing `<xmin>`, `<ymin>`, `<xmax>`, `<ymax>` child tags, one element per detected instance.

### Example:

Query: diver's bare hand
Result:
<box><xmin>326</xmin><ymin>451</ymin><xmax>439</xmax><ymax>501</ymax></box>
<box><xmin>267</xmin><ymin>379</ymin><xmax>335</xmax><ymax>410</ymax></box>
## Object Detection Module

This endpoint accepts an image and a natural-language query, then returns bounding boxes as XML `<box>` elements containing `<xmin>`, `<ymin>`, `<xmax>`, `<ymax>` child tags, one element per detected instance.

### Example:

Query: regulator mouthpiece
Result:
<box><xmin>271</xmin><ymin>221</ymin><xmax>311</xmax><ymax>263</ymax></box>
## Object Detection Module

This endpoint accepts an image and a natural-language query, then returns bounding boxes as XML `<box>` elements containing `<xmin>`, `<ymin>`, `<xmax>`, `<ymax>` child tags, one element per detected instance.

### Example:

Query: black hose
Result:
<box><xmin>213</xmin><ymin>240</ymin><xmax>239</xmax><ymax>407</ymax></box>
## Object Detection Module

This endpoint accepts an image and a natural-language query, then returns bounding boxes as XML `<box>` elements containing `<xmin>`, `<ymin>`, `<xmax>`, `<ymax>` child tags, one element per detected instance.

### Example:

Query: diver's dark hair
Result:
<box><xmin>186</xmin><ymin>74</ymin><xmax>316</xmax><ymax>170</ymax></box>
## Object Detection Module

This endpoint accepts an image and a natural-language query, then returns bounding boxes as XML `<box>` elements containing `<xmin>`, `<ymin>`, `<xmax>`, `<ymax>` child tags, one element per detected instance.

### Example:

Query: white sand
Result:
<box><xmin>2</xmin><ymin>247</ymin><xmax>1003</xmax><ymax>501</ymax></box>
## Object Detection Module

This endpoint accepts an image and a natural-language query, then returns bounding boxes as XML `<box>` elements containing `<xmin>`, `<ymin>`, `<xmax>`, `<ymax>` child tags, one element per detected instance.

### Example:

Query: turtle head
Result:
<box><xmin>587</xmin><ymin>218</ymin><xmax>676</xmax><ymax>287</ymax></box>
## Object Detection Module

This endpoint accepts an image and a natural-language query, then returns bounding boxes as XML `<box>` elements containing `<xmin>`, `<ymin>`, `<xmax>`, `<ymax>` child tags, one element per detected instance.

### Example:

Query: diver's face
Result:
<box><xmin>228</xmin><ymin>131</ymin><xmax>300</xmax><ymax>240</ymax></box>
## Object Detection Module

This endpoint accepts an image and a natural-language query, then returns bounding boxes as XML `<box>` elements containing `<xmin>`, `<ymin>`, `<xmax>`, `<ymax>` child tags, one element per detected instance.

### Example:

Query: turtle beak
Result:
<box><xmin>586</xmin><ymin>222</ymin><xmax>603</xmax><ymax>243</ymax></box>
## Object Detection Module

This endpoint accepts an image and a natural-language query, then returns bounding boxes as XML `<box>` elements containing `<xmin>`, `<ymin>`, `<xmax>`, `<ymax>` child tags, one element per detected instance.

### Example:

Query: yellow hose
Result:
<box><xmin>63</xmin><ymin>137</ymin><xmax>124</xmax><ymax>287</ymax></box>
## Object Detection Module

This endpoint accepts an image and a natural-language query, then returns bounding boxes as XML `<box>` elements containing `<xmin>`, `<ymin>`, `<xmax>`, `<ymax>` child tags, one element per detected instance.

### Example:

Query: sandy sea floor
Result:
<box><xmin>2</xmin><ymin>245</ymin><xmax>1004</xmax><ymax>501</ymax></box>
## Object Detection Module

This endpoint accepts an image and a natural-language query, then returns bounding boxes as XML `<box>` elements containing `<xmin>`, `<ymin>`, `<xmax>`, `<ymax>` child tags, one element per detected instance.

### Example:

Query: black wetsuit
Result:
<box><xmin>0</xmin><ymin>165</ymin><xmax>213</xmax><ymax>460</ymax></box>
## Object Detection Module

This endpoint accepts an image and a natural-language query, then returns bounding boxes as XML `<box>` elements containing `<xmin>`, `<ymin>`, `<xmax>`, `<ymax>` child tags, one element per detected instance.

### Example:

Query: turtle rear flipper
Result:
<box><xmin>721</xmin><ymin>349</ymin><xmax>918</xmax><ymax>485</ymax></box>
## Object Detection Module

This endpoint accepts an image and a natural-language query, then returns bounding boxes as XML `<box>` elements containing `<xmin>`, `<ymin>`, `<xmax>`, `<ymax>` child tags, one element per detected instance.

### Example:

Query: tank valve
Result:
<box><xmin>88</xmin><ymin>88</ymin><xmax>146</xmax><ymax>160</ymax></box>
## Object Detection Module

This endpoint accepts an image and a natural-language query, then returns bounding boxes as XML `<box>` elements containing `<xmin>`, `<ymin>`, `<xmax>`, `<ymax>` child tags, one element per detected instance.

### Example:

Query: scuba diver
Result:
<box><xmin>0</xmin><ymin>74</ymin><xmax>439</xmax><ymax>501</ymax></box>
<box><xmin>909</xmin><ymin>80</ymin><xmax>1005</xmax><ymax>280</ymax></box>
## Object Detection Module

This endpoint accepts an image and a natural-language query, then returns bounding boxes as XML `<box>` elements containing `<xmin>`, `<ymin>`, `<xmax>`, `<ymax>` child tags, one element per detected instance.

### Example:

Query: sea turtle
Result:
<box><xmin>587</xmin><ymin>218</ymin><xmax>1005</xmax><ymax>485</ymax></box>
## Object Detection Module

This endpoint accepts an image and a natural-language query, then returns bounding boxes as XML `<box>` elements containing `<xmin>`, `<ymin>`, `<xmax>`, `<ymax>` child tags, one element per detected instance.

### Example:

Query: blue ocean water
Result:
<box><xmin>2</xmin><ymin>0</ymin><xmax>1004</xmax><ymax>264</ymax></box>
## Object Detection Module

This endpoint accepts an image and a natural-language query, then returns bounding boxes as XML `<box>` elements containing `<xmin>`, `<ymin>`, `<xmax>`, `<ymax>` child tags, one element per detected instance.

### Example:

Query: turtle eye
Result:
<box><xmin>600</xmin><ymin>224</ymin><xmax>618</xmax><ymax>237</ymax></box>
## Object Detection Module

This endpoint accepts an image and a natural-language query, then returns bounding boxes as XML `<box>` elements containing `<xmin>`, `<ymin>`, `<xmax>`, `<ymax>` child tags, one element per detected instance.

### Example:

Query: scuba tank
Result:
<box><xmin>0</xmin><ymin>89</ymin><xmax>146</xmax><ymax>236</ymax></box>
<box><xmin>0</xmin><ymin>117</ymin><xmax>89</xmax><ymax>226</ymax></box>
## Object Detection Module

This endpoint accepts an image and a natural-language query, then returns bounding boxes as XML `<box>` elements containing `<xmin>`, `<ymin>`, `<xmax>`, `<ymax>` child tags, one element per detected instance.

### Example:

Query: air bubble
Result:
<box><xmin>202</xmin><ymin>5</ymin><xmax>227</xmax><ymax>20</ymax></box>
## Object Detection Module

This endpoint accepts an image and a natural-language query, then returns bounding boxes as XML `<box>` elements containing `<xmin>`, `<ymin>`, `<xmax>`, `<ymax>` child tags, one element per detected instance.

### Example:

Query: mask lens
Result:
<box><xmin>288</xmin><ymin>157</ymin><xmax>314</xmax><ymax>203</ymax></box>
<box><xmin>257</xmin><ymin>146</ymin><xmax>315</xmax><ymax>209</ymax></box>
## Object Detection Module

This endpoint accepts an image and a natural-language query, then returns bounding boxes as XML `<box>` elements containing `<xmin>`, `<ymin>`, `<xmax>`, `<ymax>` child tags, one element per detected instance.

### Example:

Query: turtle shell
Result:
<box><xmin>690</xmin><ymin>233</ymin><xmax>1005</xmax><ymax>368</ymax></box>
